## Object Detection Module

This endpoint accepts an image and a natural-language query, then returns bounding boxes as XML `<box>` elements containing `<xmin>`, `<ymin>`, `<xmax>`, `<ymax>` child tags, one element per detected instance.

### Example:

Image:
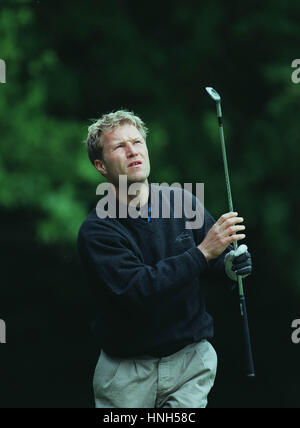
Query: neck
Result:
<box><xmin>116</xmin><ymin>179</ymin><xmax>149</xmax><ymax>208</ymax></box>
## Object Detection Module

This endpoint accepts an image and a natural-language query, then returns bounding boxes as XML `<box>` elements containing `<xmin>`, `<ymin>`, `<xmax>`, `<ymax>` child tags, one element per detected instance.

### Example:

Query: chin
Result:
<box><xmin>127</xmin><ymin>176</ymin><xmax>148</xmax><ymax>185</ymax></box>
<box><xmin>129</xmin><ymin>168</ymin><xmax>149</xmax><ymax>180</ymax></box>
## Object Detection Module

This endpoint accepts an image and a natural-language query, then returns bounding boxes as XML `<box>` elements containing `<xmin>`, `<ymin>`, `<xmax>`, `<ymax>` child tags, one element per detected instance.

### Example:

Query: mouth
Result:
<box><xmin>128</xmin><ymin>160</ymin><xmax>143</xmax><ymax>168</ymax></box>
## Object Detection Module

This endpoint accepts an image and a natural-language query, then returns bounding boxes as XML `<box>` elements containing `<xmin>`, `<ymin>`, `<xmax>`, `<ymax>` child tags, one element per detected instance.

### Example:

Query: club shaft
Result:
<box><xmin>216</xmin><ymin>102</ymin><xmax>255</xmax><ymax>377</ymax></box>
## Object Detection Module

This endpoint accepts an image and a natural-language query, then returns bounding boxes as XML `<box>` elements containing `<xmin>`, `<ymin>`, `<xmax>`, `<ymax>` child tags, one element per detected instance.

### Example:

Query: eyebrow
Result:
<box><xmin>112</xmin><ymin>138</ymin><xmax>144</xmax><ymax>145</ymax></box>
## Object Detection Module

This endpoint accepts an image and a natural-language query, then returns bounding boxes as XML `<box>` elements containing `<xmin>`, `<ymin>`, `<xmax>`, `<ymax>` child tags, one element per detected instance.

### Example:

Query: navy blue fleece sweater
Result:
<box><xmin>77</xmin><ymin>184</ymin><xmax>231</xmax><ymax>358</ymax></box>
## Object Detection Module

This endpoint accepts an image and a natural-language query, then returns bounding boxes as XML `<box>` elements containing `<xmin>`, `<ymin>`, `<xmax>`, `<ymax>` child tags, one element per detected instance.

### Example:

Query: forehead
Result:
<box><xmin>102</xmin><ymin>124</ymin><xmax>144</xmax><ymax>146</ymax></box>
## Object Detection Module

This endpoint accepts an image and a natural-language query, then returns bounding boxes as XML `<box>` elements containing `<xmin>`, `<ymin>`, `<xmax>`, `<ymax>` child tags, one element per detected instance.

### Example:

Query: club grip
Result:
<box><xmin>239</xmin><ymin>294</ymin><xmax>255</xmax><ymax>377</ymax></box>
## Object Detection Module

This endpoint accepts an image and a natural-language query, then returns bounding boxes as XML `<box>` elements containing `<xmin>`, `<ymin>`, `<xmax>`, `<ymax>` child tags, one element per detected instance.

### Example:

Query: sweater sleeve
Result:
<box><xmin>77</xmin><ymin>221</ymin><xmax>208</xmax><ymax>309</ymax></box>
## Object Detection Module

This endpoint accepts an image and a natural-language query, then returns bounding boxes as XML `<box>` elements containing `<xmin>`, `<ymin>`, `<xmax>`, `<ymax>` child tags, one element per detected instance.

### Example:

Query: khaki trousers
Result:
<box><xmin>93</xmin><ymin>340</ymin><xmax>217</xmax><ymax>408</ymax></box>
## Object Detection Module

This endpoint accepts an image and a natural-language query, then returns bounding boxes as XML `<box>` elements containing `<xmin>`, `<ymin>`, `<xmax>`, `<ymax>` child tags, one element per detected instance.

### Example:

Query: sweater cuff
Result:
<box><xmin>187</xmin><ymin>247</ymin><xmax>209</xmax><ymax>273</ymax></box>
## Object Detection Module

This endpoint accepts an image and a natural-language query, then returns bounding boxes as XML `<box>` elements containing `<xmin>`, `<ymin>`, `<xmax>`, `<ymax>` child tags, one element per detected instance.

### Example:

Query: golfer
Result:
<box><xmin>77</xmin><ymin>110</ymin><xmax>252</xmax><ymax>408</ymax></box>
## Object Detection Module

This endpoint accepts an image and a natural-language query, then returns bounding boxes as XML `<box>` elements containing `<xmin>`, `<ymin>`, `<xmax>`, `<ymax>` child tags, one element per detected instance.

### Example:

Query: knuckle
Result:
<box><xmin>220</xmin><ymin>237</ymin><xmax>227</xmax><ymax>246</ymax></box>
<box><xmin>224</xmin><ymin>219</ymin><xmax>230</xmax><ymax>227</ymax></box>
<box><xmin>215</xmin><ymin>226</ymin><xmax>221</xmax><ymax>235</ymax></box>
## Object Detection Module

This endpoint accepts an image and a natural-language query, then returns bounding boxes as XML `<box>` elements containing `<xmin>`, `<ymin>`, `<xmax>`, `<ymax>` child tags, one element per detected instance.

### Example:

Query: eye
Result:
<box><xmin>134</xmin><ymin>140</ymin><xmax>142</xmax><ymax>144</ymax></box>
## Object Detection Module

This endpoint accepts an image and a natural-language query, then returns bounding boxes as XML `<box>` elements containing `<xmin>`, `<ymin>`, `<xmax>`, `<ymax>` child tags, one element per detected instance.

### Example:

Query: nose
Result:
<box><xmin>126</xmin><ymin>142</ymin><xmax>138</xmax><ymax>157</ymax></box>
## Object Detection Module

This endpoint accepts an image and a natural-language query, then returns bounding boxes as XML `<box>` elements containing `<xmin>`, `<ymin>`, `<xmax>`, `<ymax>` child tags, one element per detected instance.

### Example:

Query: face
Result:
<box><xmin>95</xmin><ymin>124</ymin><xmax>151</xmax><ymax>187</ymax></box>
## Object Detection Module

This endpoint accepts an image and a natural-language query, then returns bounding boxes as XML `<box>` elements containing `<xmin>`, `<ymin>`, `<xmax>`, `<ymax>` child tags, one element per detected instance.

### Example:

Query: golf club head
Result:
<box><xmin>205</xmin><ymin>87</ymin><xmax>221</xmax><ymax>102</ymax></box>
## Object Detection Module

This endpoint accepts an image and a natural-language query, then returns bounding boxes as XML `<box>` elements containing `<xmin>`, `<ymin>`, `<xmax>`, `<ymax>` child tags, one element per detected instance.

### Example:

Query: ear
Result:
<box><xmin>94</xmin><ymin>159</ymin><xmax>107</xmax><ymax>176</ymax></box>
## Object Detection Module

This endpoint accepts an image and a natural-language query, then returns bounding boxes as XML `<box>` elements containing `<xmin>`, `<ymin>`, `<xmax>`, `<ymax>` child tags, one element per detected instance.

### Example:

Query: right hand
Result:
<box><xmin>198</xmin><ymin>212</ymin><xmax>246</xmax><ymax>261</ymax></box>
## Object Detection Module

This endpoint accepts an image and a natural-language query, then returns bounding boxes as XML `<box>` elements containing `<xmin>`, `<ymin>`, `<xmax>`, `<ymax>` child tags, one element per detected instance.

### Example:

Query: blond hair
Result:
<box><xmin>85</xmin><ymin>109</ymin><xmax>148</xmax><ymax>164</ymax></box>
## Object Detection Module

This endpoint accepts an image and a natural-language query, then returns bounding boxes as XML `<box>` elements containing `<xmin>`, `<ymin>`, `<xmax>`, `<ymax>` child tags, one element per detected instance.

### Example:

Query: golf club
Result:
<box><xmin>205</xmin><ymin>87</ymin><xmax>255</xmax><ymax>377</ymax></box>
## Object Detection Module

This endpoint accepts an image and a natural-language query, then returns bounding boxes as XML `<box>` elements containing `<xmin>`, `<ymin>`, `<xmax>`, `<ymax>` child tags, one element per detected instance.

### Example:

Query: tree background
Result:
<box><xmin>0</xmin><ymin>0</ymin><xmax>300</xmax><ymax>408</ymax></box>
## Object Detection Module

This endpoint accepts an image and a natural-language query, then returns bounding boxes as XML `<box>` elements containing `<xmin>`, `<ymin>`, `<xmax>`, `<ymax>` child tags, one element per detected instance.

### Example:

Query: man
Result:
<box><xmin>77</xmin><ymin>109</ymin><xmax>252</xmax><ymax>408</ymax></box>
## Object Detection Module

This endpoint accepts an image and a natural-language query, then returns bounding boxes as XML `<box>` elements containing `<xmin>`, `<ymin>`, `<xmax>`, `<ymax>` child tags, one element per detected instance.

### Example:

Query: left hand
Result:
<box><xmin>224</xmin><ymin>244</ymin><xmax>252</xmax><ymax>281</ymax></box>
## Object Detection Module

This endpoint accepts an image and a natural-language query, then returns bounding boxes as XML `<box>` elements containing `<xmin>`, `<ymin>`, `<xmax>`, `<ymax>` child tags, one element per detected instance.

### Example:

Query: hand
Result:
<box><xmin>225</xmin><ymin>244</ymin><xmax>252</xmax><ymax>281</ymax></box>
<box><xmin>198</xmin><ymin>212</ymin><xmax>245</xmax><ymax>261</ymax></box>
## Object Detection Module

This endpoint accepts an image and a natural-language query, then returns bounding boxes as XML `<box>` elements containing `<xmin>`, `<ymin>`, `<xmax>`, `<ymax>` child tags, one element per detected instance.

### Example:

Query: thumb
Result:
<box><xmin>233</xmin><ymin>244</ymin><xmax>248</xmax><ymax>258</ymax></box>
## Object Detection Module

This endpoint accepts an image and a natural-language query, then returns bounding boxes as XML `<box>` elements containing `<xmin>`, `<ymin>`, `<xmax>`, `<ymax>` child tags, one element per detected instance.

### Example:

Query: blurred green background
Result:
<box><xmin>1</xmin><ymin>0</ymin><xmax>300</xmax><ymax>408</ymax></box>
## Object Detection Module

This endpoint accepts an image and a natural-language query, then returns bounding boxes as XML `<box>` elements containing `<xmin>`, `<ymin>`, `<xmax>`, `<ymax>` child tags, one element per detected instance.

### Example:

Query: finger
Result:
<box><xmin>219</xmin><ymin>216</ymin><xmax>244</xmax><ymax>232</ymax></box>
<box><xmin>235</xmin><ymin>266</ymin><xmax>252</xmax><ymax>276</ymax></box>
<box><xmin>226</xmin><ymin>225</ymin><xmax>246</xmax><ymax>236</ymax></box>
<box><xmin>216</xmin><ymin>212</ymin><xmax>238</xmax><ymax>226</ymax></box>
<box><xmin>232</xmin><ymin>253</ymin><xmax>250</xmax><ymax>265</ymax></box>
<box><xmin>232</xmin><ymin>259</ymin><xmax>251</xmax><ymax>271</ymax></box>
<box><xmin>226</xmin><ymin>233</ymin><xmax>246</xmax><ymax>244</ymax></box>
